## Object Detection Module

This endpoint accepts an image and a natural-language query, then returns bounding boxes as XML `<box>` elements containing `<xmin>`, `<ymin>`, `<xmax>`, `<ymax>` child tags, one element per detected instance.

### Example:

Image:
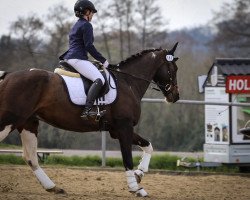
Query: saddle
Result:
<box><xmin>56</xmin><ymin>60</ymin><xmax>110</xmax><ymax>97</ymax></box>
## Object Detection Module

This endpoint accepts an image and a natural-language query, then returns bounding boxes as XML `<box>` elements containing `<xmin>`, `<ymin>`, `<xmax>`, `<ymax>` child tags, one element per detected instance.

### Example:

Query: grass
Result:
<box><xmin>0</xmin><ymin>154</ymin><xmax>25</xmax><ymax>165</ymax></box>
<box><xmin>0</xmin><ymin>143</ymin><xmax>21</xmax><ymax>149</ymax></box>
<box><xmin>0</xmin><ymin>153</ymin><xmax>241</xmax><ymax>173</ymax></box>
<box><xmin>44</xmin><ymin>155</ymin><xmax>102</xmax><ymax>166</ymax></box>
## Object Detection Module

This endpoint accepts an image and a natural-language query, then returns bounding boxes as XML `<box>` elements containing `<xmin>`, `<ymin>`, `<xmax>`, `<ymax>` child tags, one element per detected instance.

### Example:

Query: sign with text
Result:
<box><xmin>226</xmin><ymin>76</ymin><xmax>250</xmax><ymax>94</ymax></box>
<box><xmin>205</xmin><ymin>87</ymin><xmax>230</xmax><ymax>144</ymax></box>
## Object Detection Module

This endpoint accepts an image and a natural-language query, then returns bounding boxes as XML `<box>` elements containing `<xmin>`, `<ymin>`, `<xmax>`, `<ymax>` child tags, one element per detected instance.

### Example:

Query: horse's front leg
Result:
<box><xmin>114</xmin><ymin>118</ymin><xmax>148</xmax><ymax>197</ymax></box>
<box><xmin>133</xmin><ymin>133</ymin><xmax>153</xmax><ymax>183</ymax></box>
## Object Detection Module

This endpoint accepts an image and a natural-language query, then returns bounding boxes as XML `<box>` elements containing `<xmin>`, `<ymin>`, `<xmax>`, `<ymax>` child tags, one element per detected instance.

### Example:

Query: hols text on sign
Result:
<box><xmin>226</xmin><ymin>76</ymin><xmax>250</xmax><ymax>94</ymax></box>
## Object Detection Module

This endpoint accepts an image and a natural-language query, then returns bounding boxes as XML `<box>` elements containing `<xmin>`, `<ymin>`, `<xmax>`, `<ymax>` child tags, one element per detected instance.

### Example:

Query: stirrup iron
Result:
<box><xmin>95</xmin><ymin>106</ymin><xmax>106</xmax><ymax>121</ymax></box>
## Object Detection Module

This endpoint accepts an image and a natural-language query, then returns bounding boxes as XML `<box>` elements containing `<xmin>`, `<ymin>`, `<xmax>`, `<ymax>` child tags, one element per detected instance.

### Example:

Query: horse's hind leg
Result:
<box><xmin>19</xmin><ymin>118</ymin><xmax>65</xmax><ymax>194</ymax></box>
<box><xmin>0</xmin><ymin>112</ymin><xmax>19</xmax><ymax>141</ymax></box>
<box><xmin>132</xmin><ymin>133</ymin><xmax>153</xmax><ymax>183</ymax></box>
<box><xmin>0</xmin><ymin>125</ymin><xmax>12</xmax><ymax>142</ymax></box>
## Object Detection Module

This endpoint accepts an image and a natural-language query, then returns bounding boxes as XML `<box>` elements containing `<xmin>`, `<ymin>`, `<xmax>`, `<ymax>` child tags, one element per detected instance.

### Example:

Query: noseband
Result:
<box><xmin>156</xmin><ymin>62</ymin><xmax>177</xmax><ymax>96</ymax></box>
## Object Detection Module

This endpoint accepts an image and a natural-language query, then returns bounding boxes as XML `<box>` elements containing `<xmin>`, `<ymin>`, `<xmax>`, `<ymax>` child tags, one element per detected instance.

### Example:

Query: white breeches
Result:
<box><xmin>67</xmin><ymin>59</ymin><xmax>105</xmax><ymax>84</ymax></box>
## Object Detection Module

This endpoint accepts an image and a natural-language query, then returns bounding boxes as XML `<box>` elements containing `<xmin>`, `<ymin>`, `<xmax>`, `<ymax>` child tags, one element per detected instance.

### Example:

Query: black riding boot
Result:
<box><xmin>81</xmin><ymin>78</ymin><xmax>103</xmax><ymax>118</ymax></box>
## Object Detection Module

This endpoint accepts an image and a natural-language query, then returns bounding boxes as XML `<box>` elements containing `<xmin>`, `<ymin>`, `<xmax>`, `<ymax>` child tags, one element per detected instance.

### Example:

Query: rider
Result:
<box><xmin>60</xmin><ymin>0</ymin><xmax>109</xmax><ymax>118</ymax></box>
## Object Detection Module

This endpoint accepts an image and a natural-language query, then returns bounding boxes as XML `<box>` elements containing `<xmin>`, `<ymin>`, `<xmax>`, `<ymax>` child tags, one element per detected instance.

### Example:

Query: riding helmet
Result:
<box><xmin>74</xmin><ymin>0</ymin><xmax>97</xmax><ymax>17</ymax></box>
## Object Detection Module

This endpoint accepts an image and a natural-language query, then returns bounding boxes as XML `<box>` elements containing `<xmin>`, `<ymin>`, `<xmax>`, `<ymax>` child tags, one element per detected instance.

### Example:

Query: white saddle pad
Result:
<box><xmin>60</xmin><ymin>71</ymin><xmax>117</xmax><ymax>105</ymax></box>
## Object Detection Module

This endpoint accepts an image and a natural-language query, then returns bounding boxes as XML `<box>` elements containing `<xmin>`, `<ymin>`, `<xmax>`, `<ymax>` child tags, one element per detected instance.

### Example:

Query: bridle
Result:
<box><xmin>154</xmin><ymin>61</ymin><xmax>178</xmax><ymax>96</ymax></box>
<box><xmin>108</xmin><ymin>59</ymin><xmax>177</xmax><ymax>96</ymax></box>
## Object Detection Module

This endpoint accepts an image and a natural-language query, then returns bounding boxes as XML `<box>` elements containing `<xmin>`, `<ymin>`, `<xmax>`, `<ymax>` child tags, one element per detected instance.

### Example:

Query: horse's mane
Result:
<box><xmin>118</xmin><ymin>48</ymin><xmax>163</xmax><ymax>67</ymax></box>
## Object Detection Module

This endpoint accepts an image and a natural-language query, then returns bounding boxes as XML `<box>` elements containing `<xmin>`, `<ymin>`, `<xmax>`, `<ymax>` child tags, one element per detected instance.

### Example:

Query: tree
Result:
<box><xmin>211</xmin><ymin>0</ymin><xmax>250</xmax><ymax>57</ymax></box>
<box><xmin>135</xmin><ymin>0</ymin><xmax>164</xmax><ymax>49</ymax></box>
<box><xmin>112</xmin><ymin>0</ymin><xmax>126</xmax><ymax>60</ymax></box>
<box><xmin>0</xmin><ymin>35</ymin><xmax>17</xmax><ymax>71</ymax></box>
<box><xmin>44</xmin><ymin>4</ymin><xmax>73</xmax><ymax>69</ymax></box>
<box><xmin>10</xmin><ymin>14</ymin><xmax>44</xmax><ymax>67</ymax></box>
<box><xmin>94</xmin><ymin>0</ymin><xmax>112</xmax><ymax>62</ymax></box>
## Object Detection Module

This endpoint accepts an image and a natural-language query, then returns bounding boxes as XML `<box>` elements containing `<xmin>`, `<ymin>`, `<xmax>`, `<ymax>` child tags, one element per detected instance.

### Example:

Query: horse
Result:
<box><xmin>0</xmin><ymin>43</ymin><xmax>179</xmax><ymax>197</ymax></box>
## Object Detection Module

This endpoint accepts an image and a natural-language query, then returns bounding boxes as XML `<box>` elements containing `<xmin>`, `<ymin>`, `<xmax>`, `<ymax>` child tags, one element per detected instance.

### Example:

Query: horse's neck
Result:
<box><xmin>121</xmin><ymin>56</ymin><xmax>158</xmax><ymax>99</ymax></box>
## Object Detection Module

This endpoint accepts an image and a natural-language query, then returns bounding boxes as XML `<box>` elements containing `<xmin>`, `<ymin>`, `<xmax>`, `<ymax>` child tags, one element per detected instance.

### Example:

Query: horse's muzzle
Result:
<box><xmin>165</xmin><ymin>85</ymin><xmax>179</xmax><ymax>103</ymax></box>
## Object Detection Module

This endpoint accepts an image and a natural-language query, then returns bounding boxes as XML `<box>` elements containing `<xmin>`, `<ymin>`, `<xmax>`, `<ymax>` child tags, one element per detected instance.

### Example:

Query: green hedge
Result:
<box><xmin>0</xmin><ymin>154</ymin><xmax>239</xmax><ymax>172</ymax></box>
<box><xmin>0</xmin><ymin>153</ymin><xmax>187</xmax><ymax>170</ymax></box>
<box><xmin>0</xmin><ymin>154</ymin><xmax>25</xmax><ymax>165</ymax></box>
<box><xmin>44</xmin><ymin>155</ymin><xmax>102</xmax><ymax>166</ymax></box>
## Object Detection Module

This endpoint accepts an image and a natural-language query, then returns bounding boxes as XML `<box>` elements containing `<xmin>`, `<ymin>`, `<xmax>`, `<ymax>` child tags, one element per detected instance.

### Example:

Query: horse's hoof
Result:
<box><xmin>135</xmin><ymin>188</ymin><xmax>148</xmax><ymax>197</ymax></box>
<box><xmin>46</xmin><ymin>186</ymin><xmax>67</xmax><ymax>194</ymax></box>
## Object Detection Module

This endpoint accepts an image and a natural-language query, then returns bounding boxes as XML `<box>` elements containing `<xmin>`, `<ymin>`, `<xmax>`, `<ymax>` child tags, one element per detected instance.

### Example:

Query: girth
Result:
<box><xmin>58</xmin><ymin>60</ymin><xmax>110</xmax><ymax>97</ymax></box>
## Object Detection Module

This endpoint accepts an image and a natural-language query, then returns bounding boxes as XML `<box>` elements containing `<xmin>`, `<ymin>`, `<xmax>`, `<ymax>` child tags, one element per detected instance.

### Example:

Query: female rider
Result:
<box><xmin>60</xmin><ymin>0</ymin><xmax>110</xmax><ymax>118</ymax></box>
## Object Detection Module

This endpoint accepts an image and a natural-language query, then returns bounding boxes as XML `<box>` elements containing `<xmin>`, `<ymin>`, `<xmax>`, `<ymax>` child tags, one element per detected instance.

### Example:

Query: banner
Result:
<box><xmin>226</xmin><ymin>76</ymin><xmax>250</xmax><ymax>94</ymax></box>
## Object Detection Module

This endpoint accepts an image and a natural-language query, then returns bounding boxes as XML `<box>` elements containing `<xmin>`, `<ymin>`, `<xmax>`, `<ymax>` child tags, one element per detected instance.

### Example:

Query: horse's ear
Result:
<box><xmin>169</xmin><ymin>42</ymin><xmax>178</xmax><ymax>55</ymax></box>
<box><xmin>174</xmin><ymin>57</ymin><xmax>179</xmax><ymax>62</ymax></box>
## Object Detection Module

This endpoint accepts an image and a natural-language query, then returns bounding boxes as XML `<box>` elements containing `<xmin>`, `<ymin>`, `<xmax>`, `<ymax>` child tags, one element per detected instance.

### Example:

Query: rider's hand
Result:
<box><xmin>103</xmin><ymin>60</ymin><xmax>117</xmax><ymax>69</ymax></box>
<box><xmin>103</xmin><ymin>60</ymin><xmax>109</xmax><ymax>68</ymax></box>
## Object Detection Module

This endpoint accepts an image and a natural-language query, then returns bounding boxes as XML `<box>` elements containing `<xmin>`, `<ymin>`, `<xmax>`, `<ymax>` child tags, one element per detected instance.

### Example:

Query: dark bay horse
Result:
<box><xmin>0</xmin><ymin>43</ymin><xmax>179</xmax><ymax>197</ymax></box>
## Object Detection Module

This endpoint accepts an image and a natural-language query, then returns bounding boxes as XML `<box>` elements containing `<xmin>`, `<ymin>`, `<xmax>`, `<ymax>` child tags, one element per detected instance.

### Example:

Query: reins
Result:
<box><xmin>108</xmin><ymin>67</ymin><xmax>161</xmax><ymax>92</ymax></box>
<box><xmin>108</xmin><ymin>68</ymin><xmax>153</xmax><ymax>84</ymax></box>
<box><xmin>107</xmin><ymin>61</ymin><xmax>173</xmax><ymax>93</ymax></box>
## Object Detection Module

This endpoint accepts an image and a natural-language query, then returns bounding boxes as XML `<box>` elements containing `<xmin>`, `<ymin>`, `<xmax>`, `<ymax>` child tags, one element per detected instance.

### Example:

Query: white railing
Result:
<box><xmin>101</xmin><ymin>98</ymin><xmax>250</xmax><ymax>167</ymax></box>
<box><xmin>142</xmin><ymin>98</ymin><xmax>250</xmax><ymax>107</ymax></box>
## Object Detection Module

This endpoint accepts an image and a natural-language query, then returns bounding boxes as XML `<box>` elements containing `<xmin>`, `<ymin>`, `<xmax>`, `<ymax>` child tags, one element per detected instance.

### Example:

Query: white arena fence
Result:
<box><xmin>100</xmin><ymin>98</ymin><xmax>250</xmax><ymax>167</ymax></box>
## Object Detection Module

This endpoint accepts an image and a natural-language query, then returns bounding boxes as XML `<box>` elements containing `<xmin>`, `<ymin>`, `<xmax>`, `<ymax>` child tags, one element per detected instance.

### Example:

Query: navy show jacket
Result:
<box><xmin>61</xmin><ymin>18</ymin><xmax>106</xmax><ymax>64</ymax></box>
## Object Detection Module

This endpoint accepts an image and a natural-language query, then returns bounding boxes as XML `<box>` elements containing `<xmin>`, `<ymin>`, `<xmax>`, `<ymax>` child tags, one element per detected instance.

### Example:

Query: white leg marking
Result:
<box><xmin>126</xmin><ymin>170</ymin><xmax>139</xmax><ymax>192</ymax></box>
<box><xmin>34</xmin><ymin>167</ymin><xmax>56</xmax><ymax>190</ymax></box>
<box><xmin>137</xmin><ymin>143</ymin><xmax>153</xmax><ymax>172</ymax></box>
<box><xmin>21</xmin><ymin>129</ymin><xmax>55</xmax><ymax>190</ymax></box>
<box><xmin>21</xmin><ymin>130</ymin><xmax>38</xmax><ymax>167</ymax></box>
<box><xmin>0</xmin><ymin>125</ymin><xmax>12</xmax><ymax>142</ymax></box>
<box><xmin>126</xmin><ymin>170</ymin><xmax>148</xmax><ymax>197</ymax></box>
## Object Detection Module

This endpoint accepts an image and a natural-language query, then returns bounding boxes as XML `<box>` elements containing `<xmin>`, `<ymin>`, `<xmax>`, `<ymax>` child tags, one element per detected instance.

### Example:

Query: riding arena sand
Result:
<box><xmin>0</xmin><ymin>165</ymin><xmax>249</xmax><ymax>200</ymax></box>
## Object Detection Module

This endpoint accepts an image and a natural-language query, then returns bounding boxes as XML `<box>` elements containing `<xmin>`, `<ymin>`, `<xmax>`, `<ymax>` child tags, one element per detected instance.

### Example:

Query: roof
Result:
<box><xmin>215</xmin><ymin>58</ymin><xmax>250</xmax><ymax>75</ymax></box>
